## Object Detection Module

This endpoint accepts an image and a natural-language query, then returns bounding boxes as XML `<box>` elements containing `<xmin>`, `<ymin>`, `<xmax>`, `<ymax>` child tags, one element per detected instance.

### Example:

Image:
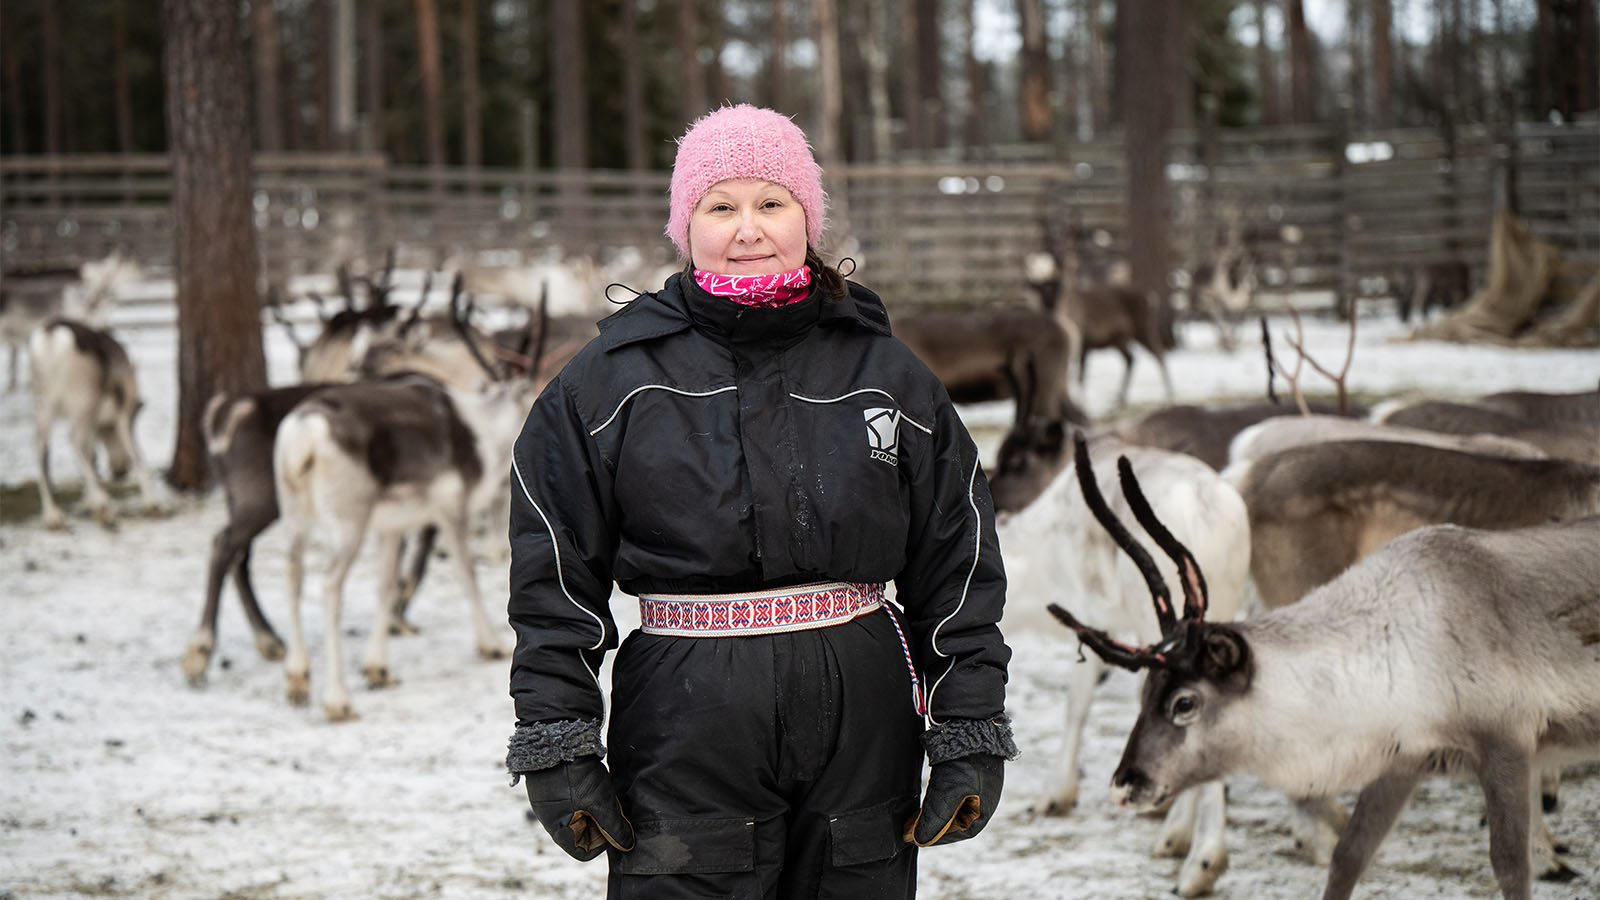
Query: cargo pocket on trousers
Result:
<box><xmin>612</xmin><ymin>816</ymin><xmax>756</xmax><ymax>876</ymax></box>
<box><xmin>828</xmin><ymin>795</ymin><xmax>920</xmax><ymax>868</ymax></box>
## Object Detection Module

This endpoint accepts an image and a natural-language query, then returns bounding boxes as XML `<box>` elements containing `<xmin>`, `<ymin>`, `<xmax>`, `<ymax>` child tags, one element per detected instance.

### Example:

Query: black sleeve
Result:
<box><xmin>893</xmin><ymin>386</ymin><xmax>1012</xmax><ymax>726</ymax></box>
<box><xmin>507</xmin><ymin>375</ymin><xmax>621</xmax><ymax>732</ymax></box>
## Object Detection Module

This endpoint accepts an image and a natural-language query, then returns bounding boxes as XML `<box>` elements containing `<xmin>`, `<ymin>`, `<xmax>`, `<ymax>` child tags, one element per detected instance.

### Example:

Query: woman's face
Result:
<box><xmin>688</xmin><ymin>179</ymin><xmax>808</xmax><ymax>277</ymax></box>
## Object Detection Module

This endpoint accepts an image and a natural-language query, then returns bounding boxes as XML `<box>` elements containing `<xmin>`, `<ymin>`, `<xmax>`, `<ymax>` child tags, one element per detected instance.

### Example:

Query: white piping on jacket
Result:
<box><xmin>789</xmin><ymin>389</ymin><xmax>933</xmax><ymax>434</ymax></box>
<box><xmin>590</xmin><ymin>385</ymin><xmax>739</xmax><ymax>436</ymax></box>
<box><xmin>922</xmin><ymin>456</ymin><xmax>984</xmax><ymax>726</ymax></box>
<box><xmin>511</xmin><ymin>455</ymin><xmax>605</xmax><ymax>690</ymax></box>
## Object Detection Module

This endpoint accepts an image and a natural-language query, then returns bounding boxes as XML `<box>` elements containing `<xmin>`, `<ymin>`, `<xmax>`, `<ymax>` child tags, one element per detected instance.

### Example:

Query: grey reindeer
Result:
<box><xmin>1049</xmin><ymin>435</ymin><xmax>1600</xmax><ymax>900</ymax></box>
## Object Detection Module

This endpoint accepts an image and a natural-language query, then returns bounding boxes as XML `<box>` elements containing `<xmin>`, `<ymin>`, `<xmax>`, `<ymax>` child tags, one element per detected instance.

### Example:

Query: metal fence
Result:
<box><xmin>2</xmin><ymin>121</ymin><xmax>1595</xmax><ymax>312</ymax></box>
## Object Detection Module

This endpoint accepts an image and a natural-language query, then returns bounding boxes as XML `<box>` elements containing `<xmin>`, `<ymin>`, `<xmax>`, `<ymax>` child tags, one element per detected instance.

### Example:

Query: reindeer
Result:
<box><xmin>893</xmin><ymin>306</ymin><xmax>1087</xmax><ymax>424</ymax></box>
<box><xmin>1374</xmin><ymin>388</ymin><xmax>1600</xmax><ymax>465</ymax></box>
<box><xmin>2</xmin><ymin>249</ymin><xmax>145</xmax><ymax>390</ymax></box>
<box><xmin>28</xmin><ymin>318</ymin><xmax>166</xmax><ymax>529</ymax></box>
<box><xmin>271</xmin><ymin>291</ymin><xmax>538</xmax><ymax>720</ymax></box>
<box><xmin>1000</xmin><ymin>434</ymin><xmax>1251</xmax><ymax>897</ymax></box>
<box><xmin>272</xmin><ymin>251</ymin><xmax>409</xmax><ymax>383</ymax></box>
<box><xmin>1048</xmin><ymin>439</ymin><xmax>1600</xmax><ymax>900</ymax></box>
<box><xmin>182</xmin><ymin>382</ymin><xmax>333</xmax><ymax>685</ymax></box>
<box><xmin>1228</xmin><ymin>414</ymin><xmax>1549</xmax><ymax>466</ymax></box>
<box><xmin>1027</xmin><ymin>218</ymin><xmax>1176</xmax><ymax>408</ymax></box>
<box><xmin>1225</xmin><ymin>440</ymin><xmax>1599</xmax><ymax>612</ymax></box>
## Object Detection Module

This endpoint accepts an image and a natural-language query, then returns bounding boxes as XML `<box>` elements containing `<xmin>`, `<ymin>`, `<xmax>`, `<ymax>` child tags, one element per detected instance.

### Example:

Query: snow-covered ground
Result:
<box><xmin>2</xmin><ymin>283</ymin><xmax>1597</xmax><ymax>900</ymax></box>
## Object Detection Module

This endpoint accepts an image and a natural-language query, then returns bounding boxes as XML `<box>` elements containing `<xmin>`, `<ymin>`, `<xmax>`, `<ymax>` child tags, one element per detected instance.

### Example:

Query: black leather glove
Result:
<box><xmin>906</xmin><ymin>754</ymin><xmax>1006</xmax><ymax>847</ymax></box>
<box><xmin>522</xmin><ymin>756</ymin><xmax>635</xmax><ymax>861</ymax></box>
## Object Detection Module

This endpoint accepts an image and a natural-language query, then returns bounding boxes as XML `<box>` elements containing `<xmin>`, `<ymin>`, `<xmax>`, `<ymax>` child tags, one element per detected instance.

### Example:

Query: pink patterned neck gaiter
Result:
<box><xmin>694</xmin><ymin>265</ymin><xmax>813</xmax><ymax>308</ymax></box>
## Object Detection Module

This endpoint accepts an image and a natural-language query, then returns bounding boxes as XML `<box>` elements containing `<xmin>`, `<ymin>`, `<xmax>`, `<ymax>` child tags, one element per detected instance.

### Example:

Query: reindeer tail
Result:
<box><xmin>272</xmin><ymin>412</ymin><xmax>328</xmax><ymax>523</ymax></box>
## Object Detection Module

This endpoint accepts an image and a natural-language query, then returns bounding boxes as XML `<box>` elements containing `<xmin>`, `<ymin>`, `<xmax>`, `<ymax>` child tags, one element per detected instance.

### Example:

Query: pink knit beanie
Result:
<box><xmin>666</xmin><ymin>104</ymin><xmax>828</xmax><ymax>259</ymax></box>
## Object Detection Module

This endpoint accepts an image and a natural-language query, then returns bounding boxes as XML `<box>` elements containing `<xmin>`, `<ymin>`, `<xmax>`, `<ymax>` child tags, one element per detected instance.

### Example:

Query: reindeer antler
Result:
<box><xmin>448</xmin><ymin>273</ymin><xmax>502</xmax><ymax>383</ymax></box>
<box><xmin>1116</xmin><ymin>456</ymin><xmax>1209</xmax><ymax>623</ymax></box>
<box><xmin>1073</xmin><ymin>435</ymin><xmax>1178</xmax><ymax>634</ymax></box>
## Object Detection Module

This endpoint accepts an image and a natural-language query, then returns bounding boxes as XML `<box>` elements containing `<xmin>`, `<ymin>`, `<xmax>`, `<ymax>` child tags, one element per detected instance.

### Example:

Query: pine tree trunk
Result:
<box><xmin>415</xmin><ymin>0</ymin><xmax>446</xmax><ymax>167</ymax></box>
<box><xmin>621</xmin><ymin>0</ymin><xmax>648</xmax><ymax>170</ymax></box>
<box><xmin>1018</xmin><ymin>0</ymin><xmax>1052</xmax><ymax>143</ymax></box>
<box><xmin>1286</xmin><ymin>0</ymin><xmax>1315</xmax><ymax>123</ymax></box>
<box><xmin>550</xmin><ymin>0</ymin><xmax>587</xmax><ymax>169</ymax></box>
<box><xmin>115</xmin><ymin>0</ymin><xmax>136</xmax><ymax>152</ymax></box>
<box><xmin>1372</xmin><ymin>0</ymin><xmax>1393</xmax><ymax>126</ymax></box>
<box><xmin>769</xmin><ymin>0</ymin><xmax>790</xmax><ymax>113</ymax></box>
<box><xmin>43</xmin><ymin>0</ymin><xmax>61</xmax><ymax>153</ymax></box>
<box><xmin>1254</xmin><ymin>0</ymin><xmax>1280</xmax><ymax>125</ymax></box>
<box><xmin>1120</xmin><ymin>0</ymin><xmax>1173</xmax><ymax>302</ymax></box>
<box><xmin>162</xmin><ymin>0</ymin><xmax>269</xmax><ymax>490</ymax></box>
<box><xmin>362</xmin><ymin>0</ymin><xmax>384</xmax><ymax>152</ymax></box>
<box><xmin>677</xmin><ymin>0</ymin><xmax>707</xmax><ymax>122</ymax></box>
<box><xmin>460</xmin><ymin>0</ymin><xmax>481</xmax><ymax>166</ymax></box>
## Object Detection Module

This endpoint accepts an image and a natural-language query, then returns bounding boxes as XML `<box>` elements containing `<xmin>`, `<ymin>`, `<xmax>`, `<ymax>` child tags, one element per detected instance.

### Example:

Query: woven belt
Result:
<box><xmin>637</xmin><ymin>582</ymin><xmax>885</xmax><ymax>637</ymax></box>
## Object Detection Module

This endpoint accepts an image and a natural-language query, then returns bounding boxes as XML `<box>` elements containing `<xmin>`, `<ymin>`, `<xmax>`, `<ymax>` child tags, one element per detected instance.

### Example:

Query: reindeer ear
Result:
<box><xmin>1199</xmin><ymin>627</ymin><xmax>1250</xmax><ymax>684</ymax></box>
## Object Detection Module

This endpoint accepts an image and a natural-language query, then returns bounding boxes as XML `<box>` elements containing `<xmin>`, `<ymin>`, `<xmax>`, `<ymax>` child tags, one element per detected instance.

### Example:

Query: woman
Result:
<box><xmin>505</xmin><ymin>104</ymin><xmax>1016</xmax><ymax>899</ymax></box>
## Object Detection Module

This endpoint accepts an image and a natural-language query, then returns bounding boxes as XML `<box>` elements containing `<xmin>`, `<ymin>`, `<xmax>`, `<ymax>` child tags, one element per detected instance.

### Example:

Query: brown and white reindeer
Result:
<box><xmin>270</xmin><ymin>290</ymin><xmax>537</xmax><ymax>720</ymax></box>
<box><xmin>28</xmin><ymin>318</ymin><xmax>167</xmax><ymax>529</ymax></box>
<box><xmin>1029</xmin><ymin>216</ymin><xmax>1176</xmax><ymax>408</ymax></box>
<box><xmin>1</xmin><ymin>248</ymin><xmax>146</xmax><ymax>391</ymax></box>
<box><xmin>1049</xmin><ymin>439</ymin><xmax>1600</xmax><ymax>900</ymax></box>
<box><xmin>892</xmin><ymin>306</ymin><xmax>1087</xmax><ymax>425</ymax></box>
<box><xmin>1224</xmin><ymin>439</ymin><xmax>1600</xmax><ymax>612</ymax></box>
<box><xmin>1373</xmin><ymin>387</ymin><xmax>1600</xmax><ymax>465</ymax></box>
<box><xmin>999</xmin><ymin>434</ymin><xmax>1251</xmax><ymax>896</ymax></box>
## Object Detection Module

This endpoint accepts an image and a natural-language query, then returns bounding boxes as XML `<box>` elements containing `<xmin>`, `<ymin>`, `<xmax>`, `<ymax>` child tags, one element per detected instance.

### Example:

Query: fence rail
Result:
<box><xmin>3</xmin><ymin>122</ymin><xmax>1595</xmax><ymax>312</ymax></box>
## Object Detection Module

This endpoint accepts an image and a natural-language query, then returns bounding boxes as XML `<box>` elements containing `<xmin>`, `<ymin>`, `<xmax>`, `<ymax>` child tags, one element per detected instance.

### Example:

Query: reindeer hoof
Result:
<box><xmin>255</xmin><ymin>634</ymin><xmax>286</xmax><ymax>662</ymax></box>
<box><xmin>91</xmin><ymin>505</ymin><xmax>118</xmax><ymax>528</ymax></box>
<box><xmin>478</xmin><ymin>642</ymin><xmax>509</xmax><ymax>660</ymax></box>
<box><xmin>1157</xmin><ymin>833</ymin><xmax>1192</xmax><ymax>858</ymax></box>
<box><xmin>362</xmin><ymin>664</ymin><xmax>396</xmax><ymax>688</ymax></box>
<box><xmin>1042</xmin><ymin>797</ymin><xmax>1077</xmax><ymax>817</ymax></box>
<box><xmin>42</xmin><ymin>511</ymin><xmax>68</xmax><ymax>531</ymax></box>
<box><xmin>1538</xmin><ymin>862</ymin><xmax>1580</xmax><ymax>883</ymax></box>
<box><xmin>1177</xmin><ymin>850</ymin><xmax>1228</xmax><ymax>897</ymax></box>
<box><xmin>324</xmin><ymin>700</ymin><xmax>358</xmax><ymax>722</ymax></box>
<box><xmin>182</xmin><ymin>640</ymin><xmax>213</xmax><ymax>686</ymax></box>
<box><xmin>286</xmin><ymin>673</ymin><xmax>311</xmax><ymax>706</ymax></box>
<box><xmin>388</xmin><ymin>618</ymin><xmax>421</xmax><ymax>637</ymax></box>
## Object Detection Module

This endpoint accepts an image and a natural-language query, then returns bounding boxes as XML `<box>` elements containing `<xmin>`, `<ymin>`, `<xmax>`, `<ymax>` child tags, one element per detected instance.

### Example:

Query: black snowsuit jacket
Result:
<box><xmin>507</xmin><ymin>271</ymin><xmax>1010</xmax><ymax>735</ymax></box>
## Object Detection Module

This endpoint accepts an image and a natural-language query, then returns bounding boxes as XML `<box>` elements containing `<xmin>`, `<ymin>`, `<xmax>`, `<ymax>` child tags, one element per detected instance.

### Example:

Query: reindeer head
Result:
<box><xmin>1047</xmin><ymin>435</ymin><xmax>1254</xmax><ymax>811</ymax></box>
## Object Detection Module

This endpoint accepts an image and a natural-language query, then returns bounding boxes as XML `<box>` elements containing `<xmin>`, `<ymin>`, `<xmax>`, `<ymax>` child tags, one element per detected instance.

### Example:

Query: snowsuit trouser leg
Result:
<box><xmin>605</xmin><ymin>609</ymin><xmax>925</xmax><ymax>900</ymax></box>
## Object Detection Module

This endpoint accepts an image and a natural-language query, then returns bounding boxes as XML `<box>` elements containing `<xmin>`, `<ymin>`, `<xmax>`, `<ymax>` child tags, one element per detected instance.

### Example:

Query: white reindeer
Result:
<box><xmin>1050</xmin><ymin>443</ymin><xmax>1600</xmax><ymax>900</ymax></box>
<box><xmin>1000</xmin><ymin>434</ymin><xmax>1251</xmax><ymax>897</ymax></box>
<box><xmin>28</xmin><ymin>319</ymin><xmax>166</xmax><ymax>529</ymax></box>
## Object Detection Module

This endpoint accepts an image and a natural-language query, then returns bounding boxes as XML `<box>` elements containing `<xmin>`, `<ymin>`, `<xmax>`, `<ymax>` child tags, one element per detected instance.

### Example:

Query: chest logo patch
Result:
<box><xmin>864</xmin><ymin>407</ymin><xmax>901</xmax><ymax>466</ymax></box>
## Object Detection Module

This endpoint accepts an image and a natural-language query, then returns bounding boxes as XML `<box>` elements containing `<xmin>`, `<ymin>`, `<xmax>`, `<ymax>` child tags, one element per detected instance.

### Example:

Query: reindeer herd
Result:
<box><xmin>5</xmin><ymin>241</ymin><xmax>1597</xmax><ymax>899</ymax></box>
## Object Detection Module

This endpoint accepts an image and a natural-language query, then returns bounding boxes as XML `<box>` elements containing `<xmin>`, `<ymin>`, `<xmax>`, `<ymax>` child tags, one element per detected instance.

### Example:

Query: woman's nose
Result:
<box><xmin>736</xmin><ymin>211</ymin><xmax>761</xmax><ymax>242</ymax></box>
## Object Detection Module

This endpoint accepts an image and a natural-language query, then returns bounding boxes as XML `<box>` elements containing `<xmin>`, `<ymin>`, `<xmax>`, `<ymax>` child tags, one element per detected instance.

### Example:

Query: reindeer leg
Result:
<box><xmin>1477</xmin><ymin>745</ymin><xmax>1535</xmax><ymax>900</ymax></box>
<box><xmin>1320</xmin><ymin>771</ymin><xmax>1421</xmax><ymax>900</ymax></box>
<box><xmin>33</xmin><ymin>408</ymin><xmax>67</xmax><ymax>530</ymax></box>
<box><xmin>1529</xmin><ymin>767</ymin><xmax>1578</xmax><ymax>881</ymax></box>
<box><xmin>441</xmin><ymin>510</ymin><xmax>508</xmax><ymax>659</ymax></box>
<box><xmin>1044</xmin><ymin>650</ymin><xmax>1105</xmax><ymax>815</ymax></box>
<box><xmin>362</xmin><ymin>530</ymin><xmax>405</xmax><ymax>688</ymax></box>
<box><xmin>1176</xmin><ymin>780</ymin><xmax>1229</xmax><ymax>898</ymax></box>
<box><xmin>1539</xmin><ymin>764</ymin><xmax>1561</xmax><ymax>814</ymax></box>
<box><xmin>1115</xmin><ymin>346</ymin><xmax>1135</xmax><ymax>408</ymax></box>
<box><xmin>233</xmin><ymin>542</ymin><xmax>285</xmax><ymax>661</ymax></box>
<box><xmin>318</xmin><ymin>517</ymin><xmax>368</xmax><ymax>721</ymax></box>
<box><xmin>68</xmin><ymin>416</ymin><xmax>115</xmax><ymax>527</ymax></box>
<box><xmin>1157</xmin><ymin>787</ymin><xmax>1197</xmax><ymax>857</ymax></box>
<box><xmin>1290</xmin><ymin>795</ymin><xmax>1349</xmax><ymax>865</ymax></box>
<box><xmin>185</xmin><ymin>522</ymin><xmax>249</xmax><ymax>685</ymax></box>
<box><xmin>283</xmin><ymin>532</ymin><xmax>312</xmax><ymax>707</ymax></box>
<box><xmin>391</xmin><ymin>525</ymin><xmax>437</xmax><ymax>635</ymax></box>
<box><xmin>111</xmin><ymin>412</ymin><xmax>166</xmax><ymax>515</ymax></box>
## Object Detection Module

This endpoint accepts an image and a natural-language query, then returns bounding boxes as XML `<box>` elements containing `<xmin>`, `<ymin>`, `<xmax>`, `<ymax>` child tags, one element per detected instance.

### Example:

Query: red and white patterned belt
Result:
<box><xmin>637</xmin><ymin>581</ymin><xmax>885</xmax><ymax>637</ymax></box>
